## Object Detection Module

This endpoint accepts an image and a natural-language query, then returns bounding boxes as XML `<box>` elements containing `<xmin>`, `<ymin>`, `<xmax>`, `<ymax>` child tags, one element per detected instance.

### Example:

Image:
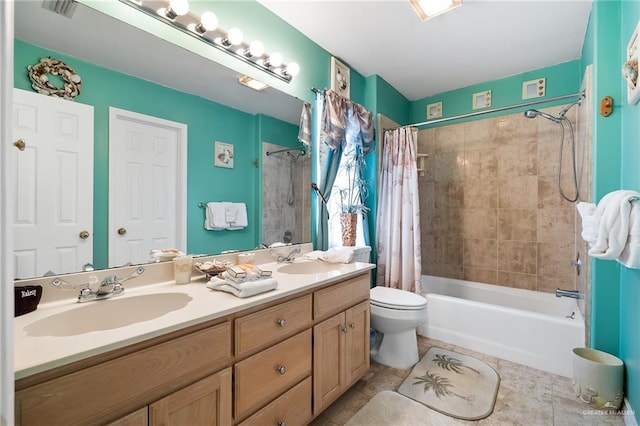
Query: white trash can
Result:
<box><xmin>572</xmin><ymin>347</ymin><xmax>624</xmax><ymax>410</ymax></box>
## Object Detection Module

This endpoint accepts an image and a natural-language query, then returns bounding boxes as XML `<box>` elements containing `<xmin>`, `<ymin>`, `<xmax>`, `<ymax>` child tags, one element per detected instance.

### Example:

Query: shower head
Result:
<box><xmin>523</xmin><ymin>109</ymin><xmax>561</xmax><ymax>123</ymax></box>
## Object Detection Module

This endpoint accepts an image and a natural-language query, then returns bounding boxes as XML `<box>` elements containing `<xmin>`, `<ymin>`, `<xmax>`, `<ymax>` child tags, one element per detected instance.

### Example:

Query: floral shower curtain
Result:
<box><xmin>376</xmin><ymin>126</ymin><xmax>422</xmax><ymax>293</ymax></box>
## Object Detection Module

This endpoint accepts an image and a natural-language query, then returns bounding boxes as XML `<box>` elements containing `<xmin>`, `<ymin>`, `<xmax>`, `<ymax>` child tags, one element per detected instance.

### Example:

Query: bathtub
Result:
<box><xmin>420</xmin><ymin>275</ymin><xmax>585</xmax><ymax>377</ymax></box>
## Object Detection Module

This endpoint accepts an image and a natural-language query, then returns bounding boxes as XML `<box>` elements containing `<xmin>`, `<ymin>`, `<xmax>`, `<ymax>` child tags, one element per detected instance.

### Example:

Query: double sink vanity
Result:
<box><xmin>13</xmin><ymin>244</ymin><xmax>375</xmax><ymax>425</ymax></box>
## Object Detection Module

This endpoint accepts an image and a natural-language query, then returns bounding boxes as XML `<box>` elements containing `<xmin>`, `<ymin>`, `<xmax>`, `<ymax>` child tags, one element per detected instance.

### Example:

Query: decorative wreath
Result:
<box><xmin>27</xmin><ymin>57</ymin><xmax>82</xmax><ymax>100</ymax></box>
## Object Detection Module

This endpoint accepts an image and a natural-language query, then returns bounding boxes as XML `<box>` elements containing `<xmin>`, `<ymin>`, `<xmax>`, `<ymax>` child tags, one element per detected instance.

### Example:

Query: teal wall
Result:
<box><xmin>14</xmin><ymin>39</ymin><xmax>298</xmax><ymax>268</ymax></box>
<box><xmin>617</xmin><ymin>0</ymin><xmax>640</xmax><ymax>419</ymax></box>
<box><xmin>410</xmin><ymin>60</ymin><xmax>582</xmax><ymax>126</ymax></box>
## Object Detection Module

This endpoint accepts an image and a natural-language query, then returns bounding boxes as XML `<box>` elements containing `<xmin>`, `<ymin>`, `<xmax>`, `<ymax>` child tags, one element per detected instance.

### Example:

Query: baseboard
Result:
<box><xmin>625</xmin><ymin>398</ymin><xmax>638</xmax><ymax>426</ymax></box>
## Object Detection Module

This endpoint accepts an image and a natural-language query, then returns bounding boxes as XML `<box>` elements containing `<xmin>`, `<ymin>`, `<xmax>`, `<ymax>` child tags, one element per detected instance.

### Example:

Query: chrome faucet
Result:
<box><xmin>50</xmin><ymin>266</ymin><xmax>145</xmax><ymax>303</ymax></box>
<box><xmin>556</xmin><ymin>288</ymin><xmax>584</xmax><ymax>299</ymax></box>
<box><xmin>272</xmin><ymin>246</ymin><xmax>301</xmax><ymax>263</ymax></box>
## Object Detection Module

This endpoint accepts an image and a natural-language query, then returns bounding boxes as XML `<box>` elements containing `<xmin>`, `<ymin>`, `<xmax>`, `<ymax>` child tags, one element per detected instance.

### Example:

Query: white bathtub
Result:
<box><xmin>420</xmin><ymin>275</ymin><xmax>585</xmax><ymax>377</ymax></box>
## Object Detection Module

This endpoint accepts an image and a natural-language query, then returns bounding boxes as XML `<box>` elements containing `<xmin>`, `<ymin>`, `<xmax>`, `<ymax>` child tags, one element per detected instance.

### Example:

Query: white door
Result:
<box><xmin>108</xmin><ymin>108</ymin><xmax>187</xmax><ymax>267</ymax></box>
<box><xmin>12</xmin><ymin>89</ymin><xmax>94</xmax><ymax>278</ymax></box>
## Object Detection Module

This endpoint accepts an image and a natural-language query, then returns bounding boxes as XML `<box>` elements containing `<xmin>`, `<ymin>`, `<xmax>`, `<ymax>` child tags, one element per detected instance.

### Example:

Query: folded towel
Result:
<box><xmin>589</xmin><ymin>190</ymin><xmax>640</xmax><ymax>260</ymax></box>
<box><xmin>298</xmin><ymin>102</ymin><xmax>311</xmax><ymax>147</ymax></box>
<box><xmin>206</xmin><ymin>276</ymin><xmax>278</xmax><ymax>298</ymax></box>
<box><xmin>618</xmin><ymin>203</ymin><xmax>640</xmax><ymax>268</ymax></box>
<box><xmin>227</xmin><ymin>202</ymin><xmax>248</xmax><ymax>230</ymax></box>
<box><xmin>576</xmin><ymin>202</ymin><xmax>599</xmax><ymax>246</ymax></box>
<box><xmin>205</xmin><ymin>202</ymin><xmax>227</xmax><ymax>230</ymax></box>
<box><xmin>302</xmin><ymin>248</ymin><xmax>354</xmax><ymax>264</ymax></box>
<box><xmin>225</xmin><ymin>204</ymin><xmax>239</xmax><ymax>223</ymax></box>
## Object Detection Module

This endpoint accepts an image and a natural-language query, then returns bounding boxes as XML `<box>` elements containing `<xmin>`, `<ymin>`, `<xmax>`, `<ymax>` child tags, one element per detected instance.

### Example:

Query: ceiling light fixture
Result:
<box><xmin>410</xmin><ymin>0</ymin><xmax>462</xmax><ymax>21</ymax></box>
<box><xmin>120</xmin><ymin>0</ymin><xmax>300</xmax><ymax>83</ymax></box>
<box><xmin>238</xmin><ymin>75</ymin><xmax>269</xmax><ymax>91</ymax></box>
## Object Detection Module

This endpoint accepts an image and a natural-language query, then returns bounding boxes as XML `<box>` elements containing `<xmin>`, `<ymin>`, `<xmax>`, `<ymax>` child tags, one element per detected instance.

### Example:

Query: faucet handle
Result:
<box><xmin>50</xmin><ymin>276</ymin><xmax>99</xmax><ymax>290</ymax></box>
<box><xmin>118</xmin><ymin>266</ymin><xmax>145</xmax><ymax>283</ymax></box>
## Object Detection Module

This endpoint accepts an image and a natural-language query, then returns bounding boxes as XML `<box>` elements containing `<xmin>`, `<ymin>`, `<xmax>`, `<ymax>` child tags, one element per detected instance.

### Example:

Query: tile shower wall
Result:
<box><xmin>262</xmin><ymin>142</ymin><xmax>311</xmax><ymax>246</ymax></box>
<box><xmin>418</xmin><ymin>104</ymin><xmax>590</xmax><ymax>293</ymax></box>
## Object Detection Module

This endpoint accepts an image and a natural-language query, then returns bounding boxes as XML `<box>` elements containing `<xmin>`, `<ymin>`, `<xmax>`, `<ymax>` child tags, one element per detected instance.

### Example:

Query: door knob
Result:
<box><xmin>14</xmin><ymin>139</ymin><xmax>26</xmax><ymax>151</ymax></box>
<box><xmin>79</xmin><ymin>230</ymin><xmax>90</xmax><ymax>239</ymax></box>
<box><xmin>117</xmin><ymin>227</ymin><xmax>127</xmax><ymax>235</ymax></box>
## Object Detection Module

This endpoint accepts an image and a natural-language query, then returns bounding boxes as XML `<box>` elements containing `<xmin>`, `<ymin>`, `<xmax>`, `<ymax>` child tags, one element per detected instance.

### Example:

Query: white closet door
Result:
<box><xmin>108</xmin><ymin>107</ymin><xmax>187</xmax><ymax>267</ymax></box>
<box><xmin>12</xmin><ymin>89</ymin><xmax>94</xmax><ymax>278</ymax></box>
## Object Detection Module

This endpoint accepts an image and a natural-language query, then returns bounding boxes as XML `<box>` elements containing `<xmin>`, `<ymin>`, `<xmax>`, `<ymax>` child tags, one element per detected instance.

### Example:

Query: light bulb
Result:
<box><xmin>227</xmin><ymin>28</ymin><xmax>243</xmax><ymax>46</ymax></box>
<box><xmin>169</xmin><ymin>0</ymin><xmax>189</xmax><ymax>16</ymax></box>
<box><xmin>199</xmin><ymin>11</ymin><xmax>218</xmax><ymax>31</ymax></box>
<box><xmin>284</xmin><ymin>62</ymin><xmax>300</xmax><ymax>77</ymax></box>
<box><xmin>248</xmin><ymin>40</ymin><xmax>265</xmax><ymax>57</ymax></box>
<box><xmin>266</xmin><ymin>52</ymin><xmax>283</xmax><ymax>68</ymax></box>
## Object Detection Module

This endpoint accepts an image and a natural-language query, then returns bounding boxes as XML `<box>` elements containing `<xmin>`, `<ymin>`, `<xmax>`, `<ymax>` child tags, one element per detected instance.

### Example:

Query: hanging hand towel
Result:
<box><xmin>227</xmin><ymin>202</ymin><xmax>248</xmax><ymax>230</ymax></box>
<box><xmin>576</xmin><ymin>201</ymin><xmax>599</xmax><ymax>246</ymax></box>
<box><xmin>589</xmin><ymin>190</ymin><xmax>640</xmax><ymax>260</ymax></box>
<box><xmin>618</xmin><ymin>202</ymin><xmax>640</xmax><ymax>269</ymax></box>
<box><xmin>205</xmin><ymin>202</ymin><xmax>228</xmax><ymax>230</ymax></box>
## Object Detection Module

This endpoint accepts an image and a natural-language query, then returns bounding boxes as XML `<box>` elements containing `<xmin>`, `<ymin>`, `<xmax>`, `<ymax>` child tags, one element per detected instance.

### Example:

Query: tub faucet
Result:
<box><xmin>556</xmin><ymin>288</ymin><xmax>584</xmax><ymax>299</ymax></box>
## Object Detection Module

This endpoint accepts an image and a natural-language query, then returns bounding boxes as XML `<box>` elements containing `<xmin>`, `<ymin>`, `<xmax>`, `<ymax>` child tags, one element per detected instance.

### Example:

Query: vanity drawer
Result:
<box><xmin>234</xmin><ymin>329</ymin><xmax>312</xmax><ymax>421</ymax></box>
<box><xmin>314</xmin><ymin>273</ymin><xmax>370</xmax><ymax>320</ymax></box>
<box><xmin>235</xmin><ymin>294</ymin><xmax>312</xmax><ymax>357</ymax></box>
<box><xmin>238</xmin><ymin>376</ymin><xmax>312</xmax><ymax>426</ymax></box>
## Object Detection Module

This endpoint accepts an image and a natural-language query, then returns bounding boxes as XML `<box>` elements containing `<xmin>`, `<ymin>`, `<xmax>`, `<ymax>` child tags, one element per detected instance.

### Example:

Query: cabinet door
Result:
<box><xmin>313</xmin><ymin>312</ymin><xmax>346</xmax><ymax>414</ymax></box>
<box><xmin>345</xmin><ymin>301</ymin><xmax>370</xmax><ymax>385</ymax></box>
<box><xmin>106</xmin><ymin>407</ymin><xmax>148</xmax><ymax>426</ymax></box>
<box><xmin>149</xmin><ymin>368</ymin><xmax>232</xmax><ymax>426</ymax></box>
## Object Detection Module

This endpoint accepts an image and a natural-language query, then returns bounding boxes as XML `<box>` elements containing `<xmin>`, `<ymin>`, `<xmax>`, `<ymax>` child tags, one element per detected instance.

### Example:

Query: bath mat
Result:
<box><xmin>345</xmin><ymin>391</ymin><xmax>467</xmax><ymax>426</ymax></box>
<box><xmin>397</xmin><ymin>347</ymin><xmax>500</xmax><ymax>420</ymax></box>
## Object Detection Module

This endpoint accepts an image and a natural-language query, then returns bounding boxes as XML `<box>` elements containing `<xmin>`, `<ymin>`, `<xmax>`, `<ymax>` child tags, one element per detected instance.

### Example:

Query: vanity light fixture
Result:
<box><xmin>119</xmin><ymin>0</ymin><xmax>300</xmax><ymax>83</ymax></box>
<box><xmin>410</xmin><ymin>0</ymin><xmax>462</xmax><ymax>21</ymax></box>
<box><xmin>238</xmin><ymin>75</ymin><xmax>269</xmax><ymax>91</ymax></box>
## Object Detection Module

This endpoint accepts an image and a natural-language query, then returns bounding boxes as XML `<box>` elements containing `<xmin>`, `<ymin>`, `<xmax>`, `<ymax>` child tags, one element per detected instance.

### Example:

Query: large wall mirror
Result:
<box><xmin>13</xmin><ymin>1</ymin><xmax>310</xmax><ymax>279</ymax></box>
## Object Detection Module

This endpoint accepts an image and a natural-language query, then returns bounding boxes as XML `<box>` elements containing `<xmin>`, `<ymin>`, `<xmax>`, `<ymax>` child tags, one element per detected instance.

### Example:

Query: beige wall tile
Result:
<box><xmin>537</xmin><ymin>241</ymin><xmax>576</xmax><ymax>289</ymax></box>
<box><xmin>464</xmin><ymin>119</ymin><xmax>495</xmax><ymax>151</ymax></box>
<box><xmin>498</xmin><ymin>142</ymin><xmax>538</xmax><ymax>178</ymax></box>
<box><xmin>498</xmin><ymin>209</ymin><xmax>537</xmax><ymax>241</ymax></box>
<box><xmin>537</xmin><ymin>209</ymin><xmax>575</xmax><ymax>243</ymax></box>
<box><xmin>537</xmin><ymin>275</ymin><xmax>575</xmax><ymax>293</ymax></box>
<box><xmin>499</xmin><ymin>176</ymin><xmax>538</xmax><ymax>209</ymax></box>
<box><xmin>464</xmin><ymin>267</ymin><xmax>497</xmax><ymax>284</ymax></box>
<box><xmin>434</xmin><ymin>182</ymin><xmax>464</xmax><ymax>210</ymax></box>
<box><xmin>464</xmin><ymin>178</ymin><xmax>498</xmax><ymax>209</ymax></box>
<box><xmin>434</xmin><ymin>125</ymin><xmax>464</xmax><ymax>153</ymax></box>
<box><xmin>463</xmin><ymin>238</ymin><xmax>497</xmax><ymax>269</ymax></box>
<box><xmin>434</xmin><ymin>151</ymin><xmax>464</xmax><ymax>182</ymax></box>
<box><xmin>497</xmin><ymin>271</ymin><xmax>537</xmax><ymax>290</ymax></box>
<box><xmin>463</xmin><ymin>208</ymin><xmax>497</xmax><ymax>239</ymax></box>
<box><xmin>464</xmin><ymin>148</ymin><xmax>498</xmax><ymax>180</ymax></box>
<box><xmin>498</xmin><ymin>241</ymin><xmax>537</xmax><ymax>274</ymax></box>
<box><xmin>492</xmin><ymin>115</ymin><xmax>537</xmax><ymax>145</ymax></box>
<box><xmin>537</xmin><ymin>141</ymin><xmax>560</xmax><ymax>177</ymax></box>
<box><xmin>417</xmin><ymin>128</ymin><xmax>434</xmax><ymax>154</ymax></box>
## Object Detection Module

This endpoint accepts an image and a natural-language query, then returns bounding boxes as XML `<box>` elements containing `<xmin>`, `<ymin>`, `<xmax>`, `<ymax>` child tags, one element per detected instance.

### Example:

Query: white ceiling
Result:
<box><xmin>258</xmin><ymin>0</ymin><xmax>593</xmax><ymax>100</ymax></box>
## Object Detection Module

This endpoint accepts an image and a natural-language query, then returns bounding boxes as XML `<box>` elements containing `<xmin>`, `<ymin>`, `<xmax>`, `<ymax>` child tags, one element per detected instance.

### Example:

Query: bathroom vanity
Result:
<box><xmin>14</xmin><ymin>255</ymin><xmax>373</xmax><ymax>425</ymax></box>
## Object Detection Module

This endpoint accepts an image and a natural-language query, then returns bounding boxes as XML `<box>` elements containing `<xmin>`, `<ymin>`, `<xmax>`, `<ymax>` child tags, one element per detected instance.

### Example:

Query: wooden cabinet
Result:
<box><xmin>313</xmin><ymin>301</ymin><xmax>370</xmax><ymax>414</ymax></box>
<box><xmin>15</xmin><ymin>271</ymin><xmax>371</xmax><ymax>426</ymax></box>
<box><xmin>149</xmin><ymin>368</ymin><xmax>232</xmax><ymax>426</ymax></box>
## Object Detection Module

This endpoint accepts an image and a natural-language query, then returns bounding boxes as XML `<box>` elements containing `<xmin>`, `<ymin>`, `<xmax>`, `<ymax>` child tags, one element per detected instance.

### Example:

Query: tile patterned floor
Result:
<box><xmin>310</xmin><ymin>336</ymin><xmax>627</xmax><ymax>426</ymax></box>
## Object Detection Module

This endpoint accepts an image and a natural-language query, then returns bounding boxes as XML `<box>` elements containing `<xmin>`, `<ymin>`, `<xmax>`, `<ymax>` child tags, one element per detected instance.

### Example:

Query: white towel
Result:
<box><xmin>576</xmin><ymin>202</ymin><xmax>599</xmax><ymax>246</ymax></box>
<box><xmin>618</xmin><ymin>203</ymin><xmax>640</xmax><ymax>268</ymax></box>
<box><xmin>589</xmin><ymin>190</ymin><xmax>640</xmax><ymax>260</ymax></box>
<box><xmin>206</xmin><ymin>276</ymin><xmax>278</xmax><ymax>298</ymax></box>
<box><xmin>205</xmin><ymin>202</ymin><xmax>227</xmax><ymax>230</ymax></box>
<box><xmin>226</xmin><ymin>202</ymin><xmax>248</xmax><ymax>230</ymax></box>
<box><xmin>302</xmin><ymin>248</ymin><xmax>353</xmax><ymax>264</ymax></box>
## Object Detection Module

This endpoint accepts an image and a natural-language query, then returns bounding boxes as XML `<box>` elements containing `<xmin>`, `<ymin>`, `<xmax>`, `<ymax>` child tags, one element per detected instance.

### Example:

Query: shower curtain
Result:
<box><xmin>376</xmin><ymin>126</ymin><xmax>422</xmax><ymax>294</ymax></box>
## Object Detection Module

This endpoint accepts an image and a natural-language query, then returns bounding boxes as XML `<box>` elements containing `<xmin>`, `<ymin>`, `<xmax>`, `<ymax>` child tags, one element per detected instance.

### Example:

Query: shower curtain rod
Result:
<box><xmin>265</xmin><ymin>145</ymin><xmax>306</xmax><ymax>156</ymax></box>
<box><xmin>384</xmin><ymin>90</ymin><xmax>586</xmax><ymax>131</ymax></box>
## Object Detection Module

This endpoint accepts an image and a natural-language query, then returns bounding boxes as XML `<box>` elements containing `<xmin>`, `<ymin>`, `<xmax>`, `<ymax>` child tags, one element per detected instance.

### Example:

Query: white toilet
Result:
<box><xmin>370</xmin><ymin>286</ymin><xmax>427</xmax><ymax>370</ymax></box>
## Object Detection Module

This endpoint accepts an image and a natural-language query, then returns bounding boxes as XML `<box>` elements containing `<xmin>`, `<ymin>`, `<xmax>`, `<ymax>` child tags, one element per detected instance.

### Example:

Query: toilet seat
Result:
<box><xmin>370</xmin><ymin>286</ymin><xmax>426</xmax><ymax>311</ymax></box>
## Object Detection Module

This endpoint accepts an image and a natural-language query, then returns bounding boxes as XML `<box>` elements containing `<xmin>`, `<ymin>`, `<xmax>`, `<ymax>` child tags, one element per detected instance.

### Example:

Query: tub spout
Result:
<box><xmin>556</xmin><ymin>288</ymin><xmax>584</xmax><ymax>299</ymax></box>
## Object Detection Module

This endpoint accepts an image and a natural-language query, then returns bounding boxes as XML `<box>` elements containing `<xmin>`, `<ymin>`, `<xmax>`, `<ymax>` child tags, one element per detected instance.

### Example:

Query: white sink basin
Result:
<box><xmin>23</xmin><ymin>293</ymin><xmax>192</xmax><ymax>337</ymax></box>
<box><xmin>278</xmin><ymin>261</ymin><xmax>342</xmax><ymax>275</ymax></box>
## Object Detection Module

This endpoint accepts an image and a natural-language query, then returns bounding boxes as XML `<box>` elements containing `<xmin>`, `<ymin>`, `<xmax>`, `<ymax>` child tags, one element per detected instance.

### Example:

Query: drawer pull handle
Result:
<box><xmin>277</xmin><ymin>421</ymin><xmax>286</xmax><ymax>426</ymax></box>
<box><xmin>342</xmin><ymin>326</ymin><xmax>348</xmax><ymax>333</ymax></box>
<box><xmin>277</xmin><ymin>365</ymin><xmax>287</xmax><ymax>375</ymax></box>
<box><xmin>349</xmin><ymin>322</ymin><xmax>356</xmax><ymax>329</ymax></box>
<box><xmin>277</xmin><ymin>319</ymin><xmax>287</xmax><ymax>327</ymax></box>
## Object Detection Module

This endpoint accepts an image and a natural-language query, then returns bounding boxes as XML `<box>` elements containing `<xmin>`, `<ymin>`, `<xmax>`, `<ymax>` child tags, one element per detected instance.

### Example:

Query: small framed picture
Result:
<box><xmin>214</xmin><ymin>141</ymin><xmax>234</xmax><ymax>168</ymax></box>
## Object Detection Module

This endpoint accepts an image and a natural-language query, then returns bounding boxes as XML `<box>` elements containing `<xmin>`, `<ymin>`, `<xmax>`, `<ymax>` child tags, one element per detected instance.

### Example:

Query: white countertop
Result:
<box><xmin>14</xmin><ymin>260</ymin><xmax>375</xmax><ymax>380</ymax></box>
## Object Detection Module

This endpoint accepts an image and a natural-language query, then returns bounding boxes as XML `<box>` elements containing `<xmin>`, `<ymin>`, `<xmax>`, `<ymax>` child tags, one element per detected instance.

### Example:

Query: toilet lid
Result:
<box><xmin>370</xmin><ymin>286</ymin><xmax>426</xmax><ymax>310</ymax></box>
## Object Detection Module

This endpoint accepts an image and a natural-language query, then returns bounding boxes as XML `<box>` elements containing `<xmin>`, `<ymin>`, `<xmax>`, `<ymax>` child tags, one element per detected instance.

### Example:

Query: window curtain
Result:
<box><xmin>376</xmin><ymin>126</ymin><xmax>422</xmax><ymax>293</ymax></box>
<box><xmin>315</xmin><ymin>90</ymin><xmax>374</xmax><ymax>250</ymax></box>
